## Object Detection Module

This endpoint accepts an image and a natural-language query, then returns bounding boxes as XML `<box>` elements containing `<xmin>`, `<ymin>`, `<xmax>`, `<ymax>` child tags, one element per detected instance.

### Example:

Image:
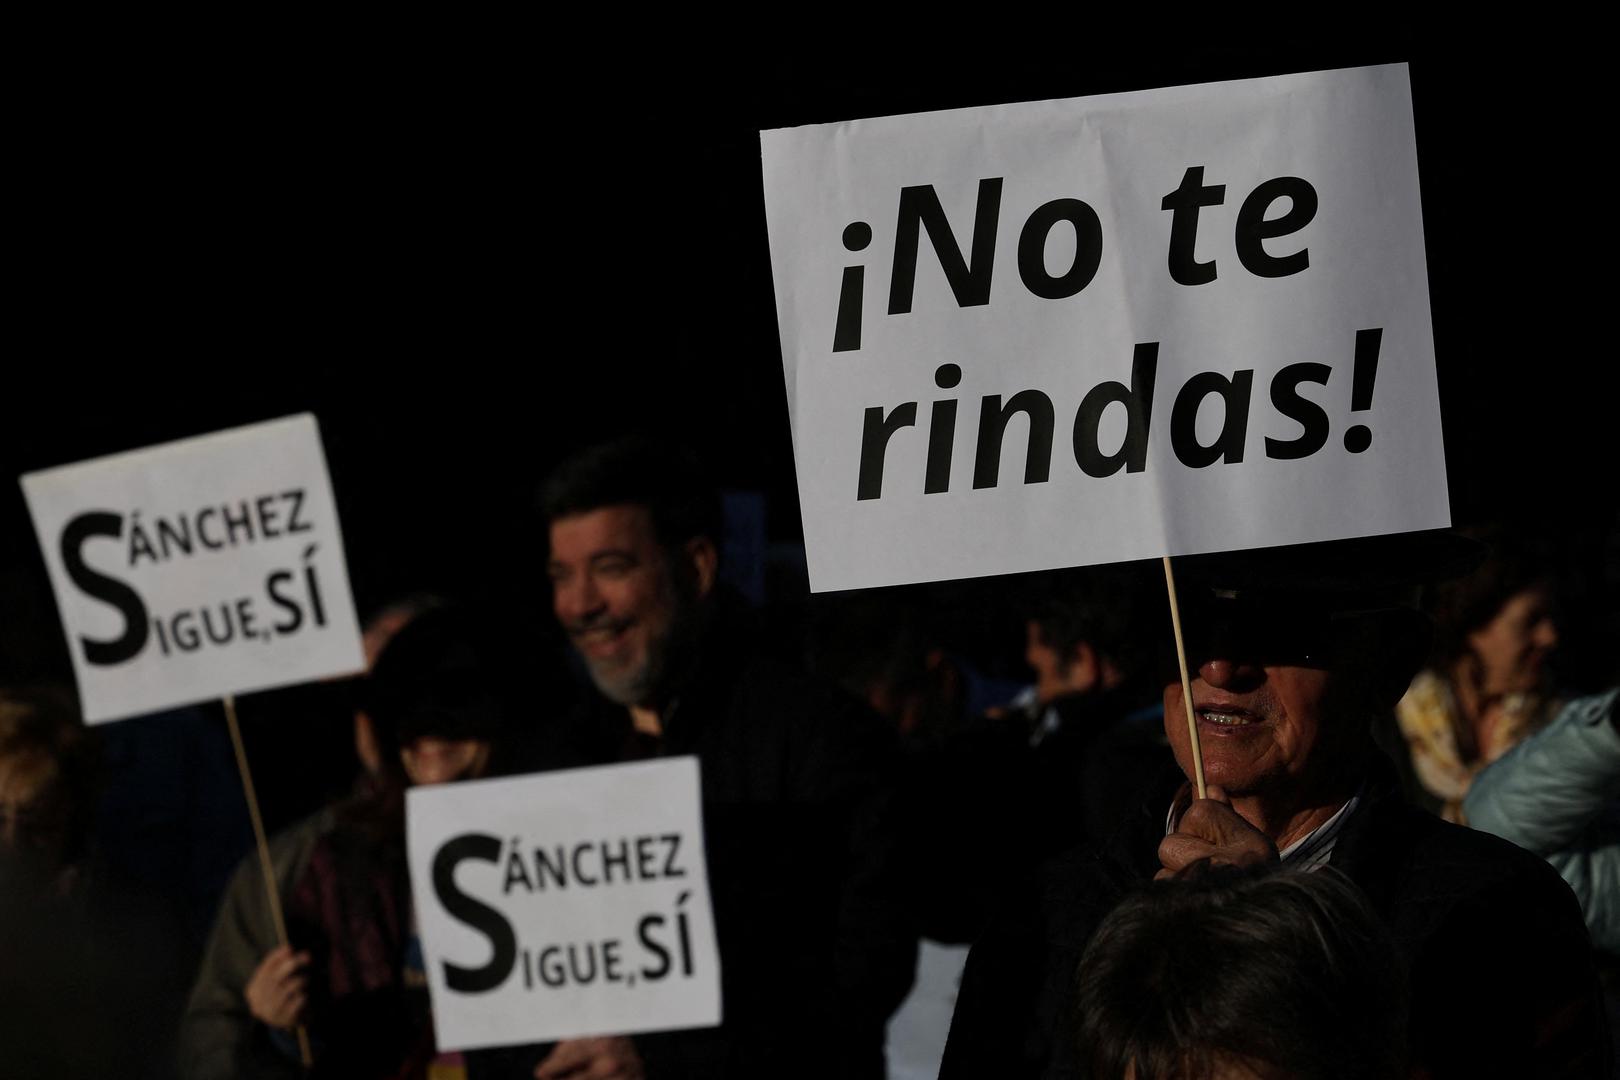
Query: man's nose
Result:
<box><xmin>554</xmin><ymin>575</ymin><xmax>605</xmax><ymax>622</ymax></box>
<box><xmin>1197</xmin><ymin>657</ymin><xmax>1264</xmax><ymax>690</ymax></box>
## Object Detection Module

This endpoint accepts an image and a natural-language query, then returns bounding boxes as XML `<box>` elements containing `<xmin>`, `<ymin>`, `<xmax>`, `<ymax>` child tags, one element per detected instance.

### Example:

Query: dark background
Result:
<box><xmin>5</xmin><ymin>28</ymin><xmax>1616</xmax><ymax>839</ymax></box>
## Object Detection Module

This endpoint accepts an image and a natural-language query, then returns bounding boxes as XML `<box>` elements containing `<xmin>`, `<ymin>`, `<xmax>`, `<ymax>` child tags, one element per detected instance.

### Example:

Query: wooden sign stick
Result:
<box><xmin>1161</xmin><ymin>556</ymin><xmax>1208</xmax><ymax>800</ymax></box>
<box><xmin>223</xmin><ymin>693</ymin><xmax>315</xmax><ymax>1069</ymax></box>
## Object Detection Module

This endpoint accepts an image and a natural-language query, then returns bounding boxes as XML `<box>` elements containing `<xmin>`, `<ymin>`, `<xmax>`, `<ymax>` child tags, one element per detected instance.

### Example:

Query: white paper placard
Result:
<box><xmin>19</xmin><ymin>414</ymin><xmax>365</xmax><ymax>722</ymax></box>
<box><xmin>406</xmin><ymin>758</ymin><xmax>722</xmax><ymax>1052</ymax></box>
<box><xmin>762</xmin><ymin>63</ymin><xmax>1448</xmax><ymax>592</ymax></box>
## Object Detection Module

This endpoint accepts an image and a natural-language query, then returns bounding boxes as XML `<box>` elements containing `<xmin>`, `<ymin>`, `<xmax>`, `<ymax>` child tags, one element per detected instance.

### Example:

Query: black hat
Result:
<box><xmin>364</xmin><ymin>605</ymin><xmax>504</xmax><ymax>748</ymax></box>
<box><xmin>1163</xmin><ymin>530</ymin><xmax>1483</xmax><ymax>675</ymax></box>
<box><xmin>1172</xmin><ymin>529</ymin><xmax>1484</xmax><ymax>615</ymax></box>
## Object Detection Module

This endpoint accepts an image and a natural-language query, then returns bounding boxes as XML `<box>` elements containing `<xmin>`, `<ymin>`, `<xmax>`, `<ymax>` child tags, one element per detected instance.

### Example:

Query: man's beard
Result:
<box><xmin>577</xmin><ymin>585</ymin><xmax>700</xmax><ymax>709</ymax></box>
<box><xmin>585</xmin><ymin>622</ymin><xmax>675</xmax><ymax>707</ymax></box>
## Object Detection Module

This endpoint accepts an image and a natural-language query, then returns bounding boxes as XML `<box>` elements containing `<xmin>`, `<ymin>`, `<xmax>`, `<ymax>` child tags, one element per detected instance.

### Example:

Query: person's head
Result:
<box><xmin>1076</xmin><ymin>864</ymin><xmax>1408</xmax><ymax>1080</ymax></box>
<box><xmin>0</xmin><ymin>687</ymin><xmax>97</xmax><ymax>890</ymax></box>
<box><xmin>805</xmin><ymin>588</ymin><xmax>965</xmax><ymax>739</ymax></box>
<box><xmin>541</xmin><ymin>438</ymin><xmax>722</xmax><ymax>708</ymax></box>
<box><xmin>364</xmin><ymin>606</ymin><xmax>501</xmax><ymax>788</ymax></box>
<box><xmin>1425</xmin><ymin>528</ymin><xmax>1559</xmax><ymax>700</ymax></box>
<box><xmin>1159</xmin><ymin>533</ymin><xmax>1464</xmax><ymax>804</ymax></box>
<box><xmin>1025</xmin><ymin>564</ymin><xmax>1158</xmax><ymax>706</ymax></box>
<box><xmin>352</xmin><ymin>594</ymin><xmax>446</xmax><ymax>776</ymax></box>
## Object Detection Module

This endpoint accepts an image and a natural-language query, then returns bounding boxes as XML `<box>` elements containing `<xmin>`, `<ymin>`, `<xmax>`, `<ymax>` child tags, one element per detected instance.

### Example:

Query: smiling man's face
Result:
<box><xmin>1160</xmin><ymin>608</ymin><xmax>1381</xmax><ymax>801</ymax></box>
<box><xmin>548</xmin><ymin>504</ymin><xmax>686</xmax><ymax>707</ymax></box>
<box><xmin>1164</xmin><ymin>659</ymin><xmax>1341</xmax><ymax>796</ymax></box>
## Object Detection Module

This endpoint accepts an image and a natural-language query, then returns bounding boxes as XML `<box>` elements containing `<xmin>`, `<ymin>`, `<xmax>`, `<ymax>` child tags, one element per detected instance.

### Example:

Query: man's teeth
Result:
<box><xmin>1201</xmin><ymin>710</ymin><xmax>1252</xmax><ymax>726</ymax></box>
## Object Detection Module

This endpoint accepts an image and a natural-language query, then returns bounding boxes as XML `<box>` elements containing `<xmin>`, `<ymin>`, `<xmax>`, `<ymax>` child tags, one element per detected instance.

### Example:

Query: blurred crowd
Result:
<box><xmin>2</xmin><ymin>437</ymin><xmax>1617</xmax><ymax>1079</ymax></box>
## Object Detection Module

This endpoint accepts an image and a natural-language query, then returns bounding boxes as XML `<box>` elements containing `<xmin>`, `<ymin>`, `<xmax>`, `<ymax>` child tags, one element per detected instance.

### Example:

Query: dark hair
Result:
<box><xmin>1027</xmin><ymin>562</ymin><xmax>1161</xmax><ymax>682</ymax></box>
<box><xmin>540</xmin><ymin>437</ymin><xmax>722</xmax><ymax>551</ymax></box>
<box><xmin>1076</xmin><ymin>865</ymin><xmax>1408</xmax><ymax>1080</ymax></box>
<box><xmin>363</xmin><ymin>605</ymin><xmax>504</xmax><ymax>763</ymax></box>
<box><xmin>0</xmin><ymin>685</ymin><xmax>99</xmax><ymax>865</ymax></box>
<box><xmin>1424</xmin><ymin>526</ymin><xmax>1554</xmax><ymax>669</ymax></box>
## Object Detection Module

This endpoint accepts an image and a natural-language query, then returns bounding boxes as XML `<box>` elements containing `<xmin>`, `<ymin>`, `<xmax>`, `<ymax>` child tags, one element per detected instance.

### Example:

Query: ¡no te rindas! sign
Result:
<box><xmin>406</xmin><ymin>758</ymin><xmax>722</xmax><ymax>1052</ymax></box>
<box><xmin>762</xmin><ymin>63</ymin><xmax>1449</xmax><ymax>593</ymax></box>
<box><xmin>20</xmin><ymin>414</ymin><xmax>365</xmax><ymax>723</ymax></box>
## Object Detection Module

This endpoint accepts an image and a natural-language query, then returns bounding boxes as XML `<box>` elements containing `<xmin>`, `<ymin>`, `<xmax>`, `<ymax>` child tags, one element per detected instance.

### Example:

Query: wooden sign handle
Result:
<box><xmin>1161</xmin><ymin>557</ymin><xmax>1208</xmax><ymax>800</ymax></box>
<box><xmin>223</xmin><ymin>694</ymin><xmax>315</xmax><ymax>1069</ymax></box>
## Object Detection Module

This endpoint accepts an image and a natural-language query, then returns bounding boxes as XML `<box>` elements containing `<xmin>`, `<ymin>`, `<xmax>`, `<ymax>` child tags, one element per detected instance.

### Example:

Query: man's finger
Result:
<box><xmin>584</xmin><ymin>1050</ymin><xmax>641</xmax><ymax>1080</ymax></box>
<box><xmin>535</xmin><ymin>1039</ymin><xmax>592</xmax><ymax>1078</ymax></box>
<box><xmin>252</xmin><ymin>946</ymin><xmax>286</xmax><ymax>980</ymax></box>
<box><xmin>269</xmin><ymin>968</ymin><xmax>309</xmax><ymax>999</ymax></box>
<box><xmin>275</xmin><ymin>992</ymin><xmax>306</xmax><ymax>1027</ymax></box>
<box><xmin>265</xmin><ymin>948</ymin><xmax>308</xmax><ymax>981</ymax></box>
<box><xmin>1158</xmin><ymin>833</ymin><xmax>1216</xmax><ymax>872</ymax></box>
<box><xmin>274</xmin><ymin>973</ymin><xmax>309</xmax><ymax>1002</ymax></box>
<box><xmin>1178</xmin><ymin>798</ymin><xmax>1256</xmax><ymax>844</ymax></box>
<box><xmin>278</xmin><ymin>950</ymin><xmax>312</xmax><ymax>975</ymax></box>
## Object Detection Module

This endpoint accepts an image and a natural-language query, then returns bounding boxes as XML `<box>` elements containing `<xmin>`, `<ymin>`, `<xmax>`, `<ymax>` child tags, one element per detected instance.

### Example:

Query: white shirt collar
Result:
<box><xmin>1162</xmin><ymin>788</ymin><xmax>1363</xmax><ymax>873</ymax></box>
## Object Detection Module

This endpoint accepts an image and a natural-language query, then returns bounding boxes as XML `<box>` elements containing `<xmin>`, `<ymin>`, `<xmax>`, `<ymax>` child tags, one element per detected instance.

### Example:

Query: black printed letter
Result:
<box><xmin>1265</xmin><ymin>363</ymin><xmax>1332</xmax><ymax>459</ymax></box>
<box><xmin>888</xmin><ymin>179</ymin><xmax>1003</xmax><ymax>314</ymax></box>
<box><xmin>1162</xmin><ymin>166</ymin><xmax>1226</xmax><ymax>286</ymax></box>
<box><xmin>432</xmin><ymin>833</ymin><xmax>517</xmax><ymax>993</ymax></box>
<box><xmin>60</xmin><ymin>512</ymin><xmax>149</xmax><ymax>666</ymax></box>
<box><xmin>1235</xmin><ymin>176</ymin><xmax>1317</xmax><ymax>278</ymax></box>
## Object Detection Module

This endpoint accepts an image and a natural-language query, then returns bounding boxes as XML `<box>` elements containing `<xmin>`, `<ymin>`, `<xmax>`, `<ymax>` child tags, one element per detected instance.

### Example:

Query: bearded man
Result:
<box><xmin>481</xmin><ymin>438</ymin><xmax>914</xmax><ymax>1080</ymax></box>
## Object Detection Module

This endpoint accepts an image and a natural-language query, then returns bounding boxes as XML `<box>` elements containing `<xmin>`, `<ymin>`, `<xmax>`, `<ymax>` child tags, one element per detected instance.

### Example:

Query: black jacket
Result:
<box><xmin>906</xmin><ymin>687</ymin><xmax>1175</xmax><ymax>943</ymax></box>
<box><xmin>477</xmin><ymin>597</ymin><xmax>915</xmax><ymax>1079</ymax></box>
<box><xmin>939</xmin><ymin>753</ymin><xmax>1611</xmax><ymax>1079</ymax></box>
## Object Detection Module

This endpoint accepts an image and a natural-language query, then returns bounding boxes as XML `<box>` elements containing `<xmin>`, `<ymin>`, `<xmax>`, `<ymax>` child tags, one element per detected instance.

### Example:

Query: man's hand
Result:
<box><xmin>244</xmin><ymin>945</ymin><xmax>310</xmax><ymax>1030</ymax></box>
<box><xmin>534</xmin><ymin>1036</ymin><xmax>644</xmax><ymax>1079</ymax></box>
<box><xmin>1156</xmin><ymin>785</ymin><xmax>1280</xmax><ymax>880</ymax></box>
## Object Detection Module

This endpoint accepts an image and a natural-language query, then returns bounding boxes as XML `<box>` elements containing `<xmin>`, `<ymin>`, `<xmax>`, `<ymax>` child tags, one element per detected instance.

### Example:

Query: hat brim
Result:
<box><xmin>1172</xmin><ymin>529</ymin><xmax>1483</xmax><ymax>610</ymax></box>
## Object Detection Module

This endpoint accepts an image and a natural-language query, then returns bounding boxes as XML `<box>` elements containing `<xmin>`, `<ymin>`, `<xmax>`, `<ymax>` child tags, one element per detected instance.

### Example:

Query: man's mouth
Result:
<box><xmin>571</xmin><ymin>621</ymin><xmax>632</xmax><ymax>655</ymax></box>
<box><xmin>1196</xmin><ymin>706</ymin><xmax>1263</xmax><ymax>728</ymax></box>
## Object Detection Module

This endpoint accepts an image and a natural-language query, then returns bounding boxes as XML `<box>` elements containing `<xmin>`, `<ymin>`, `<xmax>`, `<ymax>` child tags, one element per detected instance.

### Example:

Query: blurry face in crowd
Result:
<box><xmin>1027</xmin><ymin>623</ymin><xmax>1081</xmax><ymax>705</ymax></box>
<box><xmin>1468</xmin><ymin>584</ymin><xmax>1557</xmax><ymax>698</ymax></box>
<box><xmin>0</xmin><ymin>749</ymin><xmax>70</xmax><ymax>870</ymax></box>
<box><xmin>548</xmin><ymin>505</ymin><xmax>708</xmax><ymax>708</ymax></box>
<box><xmin>400</xmin><ymin>737</ymin><xmax>490</xmax><ymax>786</ymax></box>
<box><xmin>1025</xmin><ymin>622</ymin><xmax>1108</xmax><ymax>705</ymax></box>
<box><xmin>1160</xmin><ymin>607</ymin><xmax>1379</xmax><ymax>800</ymax></box>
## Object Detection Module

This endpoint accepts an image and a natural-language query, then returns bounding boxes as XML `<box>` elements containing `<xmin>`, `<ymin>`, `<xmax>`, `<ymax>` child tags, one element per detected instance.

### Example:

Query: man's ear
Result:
<box><xmin>683</xmin><ymin>536</ymin><xmax>720</xmax><ymax>600</ymax></box>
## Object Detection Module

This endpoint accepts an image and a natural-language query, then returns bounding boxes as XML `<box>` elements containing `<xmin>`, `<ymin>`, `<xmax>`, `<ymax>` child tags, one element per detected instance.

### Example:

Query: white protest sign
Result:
<box><xmin>406</xmin><ymin>758</ymin><xmax>722</xmax><ymax>1052</ymax></box>
<box><xmin>762</xmin><ymin>63</ymin><xmax>1449</xmax><ymax>592</ymax></box>
<box><xmin>20</xmin><ymin>414</ymin><xmax>365</xmax><ymax>723</ymax></box>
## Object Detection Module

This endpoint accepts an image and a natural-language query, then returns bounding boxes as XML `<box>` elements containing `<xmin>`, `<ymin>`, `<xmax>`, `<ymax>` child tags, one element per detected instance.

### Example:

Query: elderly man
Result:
<box><xmin>939</xmin><ymin>533</ymin><xmax>1609</xmax><ymax>1080</ymax></box>
<box><xmin>485</xmin><ymin>438</ymin><xmax>913</xmax><ymax>1080</ymax></box>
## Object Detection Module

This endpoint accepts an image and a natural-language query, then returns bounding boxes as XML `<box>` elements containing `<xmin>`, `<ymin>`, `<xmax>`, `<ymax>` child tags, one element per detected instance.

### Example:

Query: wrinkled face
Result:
<box><xmin>1161</xmin><ymin>610</ymin><xmax>1377</xmax><ymax>799</ymax></box>
<box><xmin>400</xmin><ymin>737</ymin><xmax>490</xmax><ymax>786</ymax></box>
<box><xmin>1165</xmin><ymin>661</ymin><xmax>1339</xmax><ymax>797</ymax></box>
<box><xmin>548</xmin><ymin>505</ymin><xmax>686</xmax><ymax>707</ymax></box>
<box><xmin>1468</xmin><ymin>585</ymin><xmax>1557</xmax><ymax>697</ymax></box>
